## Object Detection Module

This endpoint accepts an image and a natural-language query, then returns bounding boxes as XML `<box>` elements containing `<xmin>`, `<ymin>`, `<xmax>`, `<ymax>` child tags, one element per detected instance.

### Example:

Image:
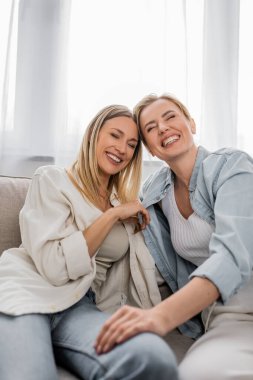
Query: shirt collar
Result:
<box><xmin>189</xmin><ymin>146</ymin><xmax>210</xmax><ymax>192</ymax></box>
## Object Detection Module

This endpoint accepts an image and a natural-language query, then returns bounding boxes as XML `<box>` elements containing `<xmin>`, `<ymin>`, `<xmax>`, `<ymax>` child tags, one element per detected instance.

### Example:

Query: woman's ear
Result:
<box><xmin>190</xmin><ymin>118</ymin><xmax>196</xmax><ymax>134</ymax></box>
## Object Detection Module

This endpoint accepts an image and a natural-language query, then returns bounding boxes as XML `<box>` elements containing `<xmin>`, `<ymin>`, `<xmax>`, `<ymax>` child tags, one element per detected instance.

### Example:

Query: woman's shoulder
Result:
<box><xmin>144</xmin><ymin>164</ymin><xmax>168</xmax><ymax>185</ymax></box>
<box><xmin>203</xmin><ymin>147</ymin><xmax>253</xmax><ymax>169</ymax></box>
<box><xmin>28</xmin><ymin>165</ymin><xmax>73</xmax><ymax>195</ymax></box>
<box><xmin>141</xmin><ymin>164</ymin><xmax>171</xmax><ymax>201</ymax></box>
<box><xmin>34</xmin><ymin>165</ymin><xmax>66</xmax><ymax>178</ymax></box>
<box><xmin>200</xmin><ymin>147</ymin><xmax>253</xmax><ymax>187</ymax></box>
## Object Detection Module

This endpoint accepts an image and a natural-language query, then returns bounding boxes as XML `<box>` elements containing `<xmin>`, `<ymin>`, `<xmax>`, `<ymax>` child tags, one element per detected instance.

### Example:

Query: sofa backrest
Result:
<box><xmin>0</xmin><ymin>176</ymin><xmax>31</xmax><ymax>255</ymax></box>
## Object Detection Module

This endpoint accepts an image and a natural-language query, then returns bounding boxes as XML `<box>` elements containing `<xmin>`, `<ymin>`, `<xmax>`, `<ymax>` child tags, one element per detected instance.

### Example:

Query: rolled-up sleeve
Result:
<box><xmin>190</xmin><ymin>152</ymin><xmax>253</xmax><ymax>303</ymax></box>
<box><xmin>19</xmin><ymin>167</ymin><xmax>94</xmax><ymax>286</ymax></box>
<box><xmin>60</xmin><ymin>231</ymin><xmax>92</xmax><ymax>279</ymax></box>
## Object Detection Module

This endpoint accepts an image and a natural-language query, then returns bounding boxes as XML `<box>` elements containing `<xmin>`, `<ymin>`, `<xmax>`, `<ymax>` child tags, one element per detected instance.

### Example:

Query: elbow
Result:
<box><xmin>37</xmin><ymin>243</ymin><xmax>70</xmax><ymax>286</ymax></box>
<box><xmin>41</xmin><ymin>265</ymin><xmax>69</xmax><ymax>286</ymax></box>
<box><xmin>44</xmin><ymin>272</ymin><xmax>69</xmax><ymax>286</ymax></box>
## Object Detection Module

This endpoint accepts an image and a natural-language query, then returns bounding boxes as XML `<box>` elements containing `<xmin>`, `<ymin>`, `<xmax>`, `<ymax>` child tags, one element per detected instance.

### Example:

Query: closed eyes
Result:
<box><xmin>111</xmin><ymin>133</ymin><xmax>137</xmax><ymax>149</ymax></box>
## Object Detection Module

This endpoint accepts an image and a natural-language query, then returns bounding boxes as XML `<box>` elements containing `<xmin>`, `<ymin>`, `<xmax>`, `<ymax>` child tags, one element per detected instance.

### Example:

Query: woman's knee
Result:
<box><xmin>67</xmin><ymin>331</ymin><xmax>179</xmax><ymax>380</ymax></box>
<box><xmin>0</xmin><ymin>313</ymin><xmax>58</xmax><ymax>380</ymax></box>
<box><xmin>179</xmin><ymin>351</ymin><xmax>253</xmax><ymax>380</ymax></box>
<box><xmin>127</xmin><ymin>332</ymin><xmax>179</xmax><ymax>380</ymax></box>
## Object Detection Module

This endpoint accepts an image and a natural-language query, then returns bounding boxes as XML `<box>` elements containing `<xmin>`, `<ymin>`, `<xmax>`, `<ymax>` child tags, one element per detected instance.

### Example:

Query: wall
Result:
<box><xmin>0</xmin><ymin>156</ymin><xmax>163</xmax><ymax>182</ymax></box>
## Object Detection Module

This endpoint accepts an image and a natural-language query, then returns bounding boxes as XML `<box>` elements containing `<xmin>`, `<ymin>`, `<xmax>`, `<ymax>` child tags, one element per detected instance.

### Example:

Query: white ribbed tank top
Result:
<box><xmin>161</xmin><ymin>184</ymin><xmax>214</xmax><ymax>266</ymax></box>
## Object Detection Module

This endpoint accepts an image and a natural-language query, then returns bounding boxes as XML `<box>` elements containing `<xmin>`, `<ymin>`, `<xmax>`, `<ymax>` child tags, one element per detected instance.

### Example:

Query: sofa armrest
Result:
<box><xmin>0</xmin><ymin>175</ymin><xmax>31</xmax><ymax>255</ymax></box>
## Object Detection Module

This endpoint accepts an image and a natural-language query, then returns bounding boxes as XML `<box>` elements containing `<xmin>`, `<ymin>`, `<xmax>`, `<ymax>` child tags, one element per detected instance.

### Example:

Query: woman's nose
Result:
<box><xmin>158</xmin><ymin>122</ymin><xmax>169</xmax><ymax>134</ymax></box>
<box><xmin>115</xmin><ymin>140</ymin><xmax>127</xmax><ymax>154</ymax></box>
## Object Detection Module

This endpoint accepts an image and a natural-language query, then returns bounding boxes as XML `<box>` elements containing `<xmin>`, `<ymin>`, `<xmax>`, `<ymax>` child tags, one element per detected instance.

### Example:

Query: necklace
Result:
<box><xmin>99</xmin><ymin>191</ymin><xmax>109</xmax><ymax>201</ymax></box>
<box><xmin>98</xmin><ymin>190</ymin><xmax>111</xmax><ymax>211</ymax></box>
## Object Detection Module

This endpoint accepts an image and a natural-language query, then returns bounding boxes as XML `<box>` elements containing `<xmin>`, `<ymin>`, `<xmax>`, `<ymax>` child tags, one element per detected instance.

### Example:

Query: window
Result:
<box><xmin>67</xmin><ymin>0</ymin><xmax>204</xmax><ymax>159</ymax></box>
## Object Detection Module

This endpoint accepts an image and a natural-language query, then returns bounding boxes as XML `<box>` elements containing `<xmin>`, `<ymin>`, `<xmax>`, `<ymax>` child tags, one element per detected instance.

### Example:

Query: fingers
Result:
<box><xmin>97</xmin><ymin>320</ymin><xmax>144</xmax><ymax>354</ymax></box>
<box><xmin>94</xmin><ymin>306</ymin><xmax>164</xmax><ymax>355</ymax></box>
<box><xmin>95</xmin><ymin>306</ymin><xmax>143</xmax><ymax>354</ymax></box>
<box><xmin>125</xmin><ymin>216</ymin><xmax>140</xmax><ymax>225</ymax></box>
<box><xmin>130</xmin><ymin>201</ymin><xmax>150</xmax><ymax>229</ymax></box>
<box><xmin>114</xmin><ymin>321</ymin><xmax>145</xmax><ymax>345</ymax></box>
<box><xmin>134</xmin><ymin>208</ymin><xmax>150</xmax><ymax>232</ymax></box>
<box><xmin>95</xmin><ymin>314</ymin><xmax>131</xmax><ymax>354</ymax></box>
<box><xmin>117</xmin><ymin>201</ymin><xmax>150</xmax><ymax>230</ymax></box>
<box><xmin>95</xmin><ymin>307</ymin><xmax>127</xmax><ymax>350</ymax></box>
<box><xmin>123</xmin><ymin>216</ymin><xmax>142</xmax><ymax>233</ymax></box>
<box><xmin>139</xmin><ymin>207</ymin><xmax>150</xmax><ymax>228</ymax></box>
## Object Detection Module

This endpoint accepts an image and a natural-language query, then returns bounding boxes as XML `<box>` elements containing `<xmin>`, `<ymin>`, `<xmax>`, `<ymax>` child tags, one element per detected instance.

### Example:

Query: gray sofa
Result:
<box><xmin>0</xmin><ymin>175</ymin><xmax>194</xmax><ymax>379</ymax></box>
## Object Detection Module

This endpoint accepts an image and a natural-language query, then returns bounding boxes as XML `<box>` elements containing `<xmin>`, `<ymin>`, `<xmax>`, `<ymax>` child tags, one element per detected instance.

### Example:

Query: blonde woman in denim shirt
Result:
<box><xmin>96</xmin><ymin>94</ymin><xmax>253</xmax><ymax>380</ymax></box>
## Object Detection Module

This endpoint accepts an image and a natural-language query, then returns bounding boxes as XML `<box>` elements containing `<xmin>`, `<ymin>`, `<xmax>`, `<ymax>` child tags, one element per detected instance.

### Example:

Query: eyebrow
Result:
<box><xmin>143</xmin><ymin>110</ymin><xmax>174</xmax><ymax>130</ymax></box>
<box><xmin>143</xmin><ymin>120</ymin><xmax>156</xmax><ymax>130</ymax></box>
<box><xmin>111</xmin><ymin>128</ymin><xmax>138</xmax><ymax>142</ymax></box>
<box><xmin>161</xmin><ymin>110</ymin><xmax>174</xmax><ymax>118</ymax></box>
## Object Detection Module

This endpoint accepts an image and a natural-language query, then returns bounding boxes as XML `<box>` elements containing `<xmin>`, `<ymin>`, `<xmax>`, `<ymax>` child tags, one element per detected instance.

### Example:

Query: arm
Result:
<box><xmin>190</xmin><ymin>151</ymin><xmax>253</xmax><ymax>302</ymax></box>
<box><xmin>95</xmin><ymin>151</ymin><xmax>253</xmax><ymax>352</ymax></box>
<box><xmin>20</xmin><ymin>167</ymin><xmax>149</xmax><ymax>286</ymax></box>
<box><xmin>84</xmin><ymin>201</ymin><xmax>150</xmax><ymax>257</ymax></box>
<box><xmin>95</xmin><ymin>276</ymin><xmax>219</xmax><ymax>353</ymax></box>
<box><xmin>20</xmin><ymin>168</ymin><xmax>93</xmax><ymax>286</ymax></box>
<box><xmin>152</xmin><ymin>277</ymin><xmax>219</xmax><ymax>332</ymax></box>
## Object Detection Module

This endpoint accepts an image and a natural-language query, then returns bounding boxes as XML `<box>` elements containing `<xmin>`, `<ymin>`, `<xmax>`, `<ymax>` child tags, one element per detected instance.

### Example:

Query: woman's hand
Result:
<box><xmin>83</xmin><ymin>200</ymin><xmax>149</xmax><ymax>257</ymax></box>
<box><xmin>95</xmin><ymin>305</ymin><xmax>168</xmax><ymax>354</ymax></box>
<box><xmin>113</xmin><ymin>200</ymin><xmax>150</xmax><ymax>230</ymax></box>
<box><xmin>95</xmin><ymin>278</ymin><xmax>220</xmax><ymax>354</ymax></box>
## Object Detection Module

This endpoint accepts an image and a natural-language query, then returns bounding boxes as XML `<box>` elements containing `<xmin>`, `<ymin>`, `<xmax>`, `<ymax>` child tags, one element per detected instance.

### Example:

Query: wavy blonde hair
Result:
<box><xmin>68</xmin><ymin>105</ymin><xmax>142</xmax><ymax>208</ymax></box>
<box><xmin>133</xmin><ymin>93</ymin><xmax>192</xmax><ymax>145</ymax></box>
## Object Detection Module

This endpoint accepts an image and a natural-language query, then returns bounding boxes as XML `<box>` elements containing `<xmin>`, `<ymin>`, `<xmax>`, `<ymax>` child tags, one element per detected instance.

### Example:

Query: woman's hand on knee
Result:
<box><xmin>94</xmin><ymin>305</ymin><xmax>167</xmax><ymax>354</ymax></box>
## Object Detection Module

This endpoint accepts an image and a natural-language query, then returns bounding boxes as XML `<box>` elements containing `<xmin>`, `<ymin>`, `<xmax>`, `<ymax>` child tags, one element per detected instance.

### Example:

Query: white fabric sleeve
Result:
<box><xmin>19</xmin><ymin>167</ymin><xmax>94</xmax><ymax>286</ymax></box>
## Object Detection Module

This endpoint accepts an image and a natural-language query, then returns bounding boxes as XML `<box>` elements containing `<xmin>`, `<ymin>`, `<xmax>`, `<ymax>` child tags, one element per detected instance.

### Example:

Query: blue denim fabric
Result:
<box><xmin>140</xmin><ymin>146</ymin><xmax>253</xmax><ymax>339</ymax></box>
<box><xmin>0</xmin><ymin>290</ymin><xmax>178</xmax><ymax>380</ymax></box>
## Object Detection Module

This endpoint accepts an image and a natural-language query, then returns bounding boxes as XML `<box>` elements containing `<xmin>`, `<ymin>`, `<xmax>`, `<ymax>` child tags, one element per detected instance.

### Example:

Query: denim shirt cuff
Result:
<box><xmin>189</xmin><ymin>253</ymin><xmax>242</xmax><ymax>303</ymax></box>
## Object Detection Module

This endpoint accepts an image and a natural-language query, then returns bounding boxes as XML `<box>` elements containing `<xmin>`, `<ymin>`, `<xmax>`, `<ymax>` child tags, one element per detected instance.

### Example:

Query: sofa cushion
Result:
<box><xmin>0</xmin><ymin>175</ymin><xmax>31</xmax><ymax>255</ymax></box>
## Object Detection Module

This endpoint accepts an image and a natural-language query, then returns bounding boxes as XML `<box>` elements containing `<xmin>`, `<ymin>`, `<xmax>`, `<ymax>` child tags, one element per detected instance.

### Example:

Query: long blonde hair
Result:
<box><xmin>133</xmin><ymin>93</ymin><xmax>192</xmax><ymax>145</ymax></box>
<box><xmin>68</xmin><ymin>105</ymin><xmax>142</xmax><ymax>208</ymax></box>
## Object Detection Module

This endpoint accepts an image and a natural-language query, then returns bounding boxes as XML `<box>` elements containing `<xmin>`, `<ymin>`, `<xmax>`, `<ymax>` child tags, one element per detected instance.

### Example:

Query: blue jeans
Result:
<box><xmin>0</xmin><ymin>290</ymin><xmax>178</xmax><ymax>380</ymax></box>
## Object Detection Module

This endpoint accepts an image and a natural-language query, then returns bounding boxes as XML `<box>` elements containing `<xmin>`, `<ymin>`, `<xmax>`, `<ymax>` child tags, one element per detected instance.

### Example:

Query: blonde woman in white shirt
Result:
<box><xmin>0</xmin><ymin>104</ymin><xmax>178</xmax><ymax>380</ymax></box>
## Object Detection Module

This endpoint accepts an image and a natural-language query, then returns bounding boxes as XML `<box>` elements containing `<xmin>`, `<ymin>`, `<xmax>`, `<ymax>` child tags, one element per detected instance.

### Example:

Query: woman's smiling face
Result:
<box><xmin>96</xmin><ymin>116</ymin><xmax>139</xmax><ymax>183</ymax></box>
<box><xmin>139</xmin><ymin>98</ymin><xmax>196</xmax><ymax>164</ymax></box>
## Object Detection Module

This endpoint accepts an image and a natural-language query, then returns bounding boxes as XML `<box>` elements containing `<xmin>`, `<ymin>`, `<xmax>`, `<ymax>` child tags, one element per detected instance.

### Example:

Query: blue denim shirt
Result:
<box><xmin>140</xmin><ymin>146</ymin><xmax>253</xmax><ymax>339</ymax></box>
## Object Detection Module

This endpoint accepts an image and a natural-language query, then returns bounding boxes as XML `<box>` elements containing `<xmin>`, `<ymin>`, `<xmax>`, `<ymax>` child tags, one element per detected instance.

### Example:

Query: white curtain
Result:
<box><xmin>0</xmin><ymin>0</ymin><xmax>252</xmax><ymax>177</ymax></box>
<box><xmin>0</xmin><ymin>0</ymin><xmax>71</xmax><ymax>175</ymax></box>
<box><xmin>64</xmin><ymin>0</ymin><xmax>204</xmax><ymax>164</ymax></box>
<box><xmin>201</xmin><ymin>0</ymin><xmax>239</xmax><ymax>149</ymax></box>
